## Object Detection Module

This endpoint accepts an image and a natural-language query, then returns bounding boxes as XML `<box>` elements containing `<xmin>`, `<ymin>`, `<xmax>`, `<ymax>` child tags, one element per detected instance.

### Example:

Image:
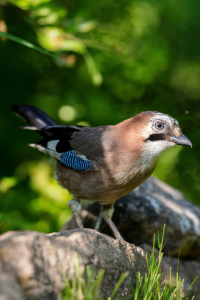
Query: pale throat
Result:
<box><xmin>140</xmin><ymin>140</ymin><xmax>175</xmax><ymax>169</ymax></box>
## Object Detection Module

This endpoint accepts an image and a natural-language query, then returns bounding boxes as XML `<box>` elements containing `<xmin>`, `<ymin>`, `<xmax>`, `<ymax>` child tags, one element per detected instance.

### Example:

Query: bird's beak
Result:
<box><xmin>168</xmin><ymin>133</ymin><xmax>192</xmax><ymax>148</ymax></box>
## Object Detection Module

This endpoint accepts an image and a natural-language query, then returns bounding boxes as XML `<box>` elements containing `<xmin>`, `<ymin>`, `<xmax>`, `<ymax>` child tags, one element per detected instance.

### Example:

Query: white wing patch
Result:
<box><xmin>47</xmin><ymin>140</ymin><xmax>59</xmax><ymax>151</ymax></box>
<box><xmin>29</xmin><ymin>142</ymin><xmax>62</xmax><ymax>160</ymax></box>
<box><xmin>29</xmin><ymin>140</ymin><xmax>90</xmax><ymax>164</ymax></box>
<box><xmin>45</xmin><ymin>149</ymin><xmax>62</xmax><ymax>160</ymax></box>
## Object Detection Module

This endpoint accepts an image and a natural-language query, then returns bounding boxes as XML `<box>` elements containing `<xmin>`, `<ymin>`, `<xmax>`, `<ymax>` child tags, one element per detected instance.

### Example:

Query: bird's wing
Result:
<box><xmin>35</xmin><ymin>124</ymin><xmax>111</xmax><ymax>166</ymax></box>
<box><xmin>13</xmin><ymin>105</ymin><xmax>94</xmax><ymax>171</ymax></box>
<box><xmin>12</xmin><ymin>104</ymin><xmax>114</xmax><ymax>171</ymax></box>
<box><xmin>31</xmin><ymin>125</ymin><xmax>97</xmax><ymax>172</ymax></box>
<box><xmin>69</xmin><ymin>125</ymin><xmax>115</xmax><ymax>160</ymax></box>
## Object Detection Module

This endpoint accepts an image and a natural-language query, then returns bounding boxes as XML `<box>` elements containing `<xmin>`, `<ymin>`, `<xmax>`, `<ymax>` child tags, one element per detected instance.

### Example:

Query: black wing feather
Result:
<box><xmin>37</xmin><ymin>134</ymin><xmax>73</xmax><ymax>153</ymax></box>
<box><xmin>12</xmin><ymin>104</ymin><xmax>88</xmax><ymax>153</ymax></box>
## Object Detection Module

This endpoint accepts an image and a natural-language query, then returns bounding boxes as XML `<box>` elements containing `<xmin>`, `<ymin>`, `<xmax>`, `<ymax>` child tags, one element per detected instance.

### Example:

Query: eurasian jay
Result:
<box><xmin>12</xmin><ymin>105</ymin><xmax>192</xmax><ymax>239</ymax></box>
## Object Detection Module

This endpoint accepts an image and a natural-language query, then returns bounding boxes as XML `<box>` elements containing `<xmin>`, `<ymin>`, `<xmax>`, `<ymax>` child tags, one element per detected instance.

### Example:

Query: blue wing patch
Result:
<box><xmin>60</xmin><ymin>150</ymin><xmax>93</xmax><ymax>171</ymax></box>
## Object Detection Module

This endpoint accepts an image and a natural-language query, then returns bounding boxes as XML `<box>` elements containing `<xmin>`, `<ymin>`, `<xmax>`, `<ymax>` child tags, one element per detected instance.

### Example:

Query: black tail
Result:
<box><xmin>12</xmin><ymin>105</ymin><xmax>57</xmax><ymax>137</ymax></box>
<box><xmin>12</xmin><ymin>104</ymin><xmax>84</xmax><ymax>159</ymax></box>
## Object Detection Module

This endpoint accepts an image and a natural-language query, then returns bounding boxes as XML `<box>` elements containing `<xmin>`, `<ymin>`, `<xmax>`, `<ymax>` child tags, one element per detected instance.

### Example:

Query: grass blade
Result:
<box><xmin>0</xmin><ymin>30</ymin><xmax>55</xmax><ymax>57</ymax></box>
<box><xmin>109</xmin><ymin>272</ymin><xmax>128</xmax><ymax>299</ymax></box>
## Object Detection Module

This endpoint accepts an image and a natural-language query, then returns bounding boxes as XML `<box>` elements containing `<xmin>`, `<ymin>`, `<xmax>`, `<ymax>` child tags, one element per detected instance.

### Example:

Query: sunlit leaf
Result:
<box><xmin>0</xmin><ymin>177</ymin><xmax>18</xmax><ymax>193</ymax></box>
<box><xmin>0</xmin><ymin>30</ymin><xmax>54</xmax><ymax>57</ymax></box>
<box><xmin>9</xmin><ymin>0</ymin><xmax>51</xmax><ymax>10</ymax></box>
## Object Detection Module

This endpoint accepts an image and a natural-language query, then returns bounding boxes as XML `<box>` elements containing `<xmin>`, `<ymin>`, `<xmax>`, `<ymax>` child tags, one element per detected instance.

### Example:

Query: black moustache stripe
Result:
<box><xmin>145</xmin><ymin>133</ymin><xmax>166</xmax><ymax>142</ymax></box>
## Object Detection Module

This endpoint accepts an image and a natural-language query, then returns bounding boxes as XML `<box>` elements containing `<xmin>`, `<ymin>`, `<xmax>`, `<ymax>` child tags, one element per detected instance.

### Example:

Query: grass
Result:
<box><xmin>129</xmin><ymin>225</ymin><xmax>198</xmax><ymax>300</ymax></box>
<box><xmin>62</xmin><ymin>253</ymin><xmax>128</xmax><ymax>300</ymax></box>
<box><xmin>62</xmin><ymin>225</ymin><xmax>198</xmax><ymax>299</ymax></box>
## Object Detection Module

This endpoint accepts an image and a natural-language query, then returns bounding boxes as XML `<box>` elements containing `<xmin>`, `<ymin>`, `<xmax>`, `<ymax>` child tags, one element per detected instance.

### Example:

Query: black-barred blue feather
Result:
<box><xmin>29</xmin><ymin>139</ymin><xmax>93</xmax><ymax>172</ymax></box>
<box><xmin>60</xmin><ymin>150</ymin><xmax>93</xmax><ymax>171</ymax></box>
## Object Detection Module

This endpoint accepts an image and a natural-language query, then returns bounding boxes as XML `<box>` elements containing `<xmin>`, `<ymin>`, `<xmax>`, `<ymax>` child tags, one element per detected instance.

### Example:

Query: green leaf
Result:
<box><xmin>0</xmin><ymin>31</ymin><xmax>55</xmax><ymax>57</ymax></box>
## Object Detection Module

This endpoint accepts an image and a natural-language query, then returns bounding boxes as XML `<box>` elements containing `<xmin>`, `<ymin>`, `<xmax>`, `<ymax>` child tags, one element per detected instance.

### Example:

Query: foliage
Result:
<box><xmin>130</xmin><ymin>225</ymin><xmax>198</xmax><ymax>300</ymax></box>
<box><xmin>0</xmin><ymin>161</ymin><xmax>72</xmax><ymax>232</ymax></box>
<box><xmin>0</xmin><ymin>0</ymin><xmax>200</xmax><ymax>235</ymax></box>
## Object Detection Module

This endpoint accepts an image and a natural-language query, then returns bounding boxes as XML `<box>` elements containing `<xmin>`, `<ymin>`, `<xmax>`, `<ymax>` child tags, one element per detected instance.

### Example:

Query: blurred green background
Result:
<box><xmin>0</xmin><ymin>0</ymin><xmax>199</xmax><ymax>234</ymax></box>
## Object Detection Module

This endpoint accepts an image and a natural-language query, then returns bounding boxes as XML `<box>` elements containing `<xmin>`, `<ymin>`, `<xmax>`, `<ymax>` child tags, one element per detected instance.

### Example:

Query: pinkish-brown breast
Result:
<box><xmin>56</xmin><ymin>112</ymin><xmax>156</xmax><ymax>204</ymax></box>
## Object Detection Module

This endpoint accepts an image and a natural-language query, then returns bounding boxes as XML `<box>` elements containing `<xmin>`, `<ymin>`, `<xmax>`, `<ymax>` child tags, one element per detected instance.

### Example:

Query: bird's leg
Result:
<box><xmin>101</xmin><ymin>205</ymin><xmax>123</xmax><ymax>240</ymax></box>
<box><xmin>68</xmin><ymin>198</ymin><xmax>83</xmax><ymax>228</ymax></box>
<box><xmin>94</xmin><ymin>214</ymin><xmax>102</xmax><ymax>231</ymax></box>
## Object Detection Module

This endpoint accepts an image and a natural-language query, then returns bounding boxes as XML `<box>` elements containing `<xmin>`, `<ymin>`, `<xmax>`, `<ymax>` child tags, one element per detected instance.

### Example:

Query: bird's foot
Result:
<box><xmin>94</xmin><ymin>214</ymin><xmax>102</xmax><ymax>231</ymax></box>
<box><xmin>105</xmin><ymin>218</ymin><xmax>123</xmax><ymax>239</ymax></box>
<box><xmin>101</xmin><ymin>205</ymin><xmax>123</xmax><ymax>240</ymax></box>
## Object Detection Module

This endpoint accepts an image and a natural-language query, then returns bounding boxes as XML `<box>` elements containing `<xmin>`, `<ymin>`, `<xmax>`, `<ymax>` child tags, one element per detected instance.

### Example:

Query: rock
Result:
<box><xmin>0</xmin><ymin>229</ymin><xmax>147</xmax><ymax>300</ymax></box>
<box><xmin>0</xmin><ymin>274</ymin><xmax>25</xmax><ymax>300</ymax></box>
<box><xmin>62</xmin><ymin>177</ymin><xmax>200</xmax><ymax>259</ymax></box>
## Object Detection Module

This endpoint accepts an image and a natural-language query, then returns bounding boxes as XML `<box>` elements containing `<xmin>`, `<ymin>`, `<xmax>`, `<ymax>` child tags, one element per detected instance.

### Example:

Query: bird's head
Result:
<box><xmin>130</xmin><ymin>111</ymin><xmax>192</xmax><ymax>164</ymax></box>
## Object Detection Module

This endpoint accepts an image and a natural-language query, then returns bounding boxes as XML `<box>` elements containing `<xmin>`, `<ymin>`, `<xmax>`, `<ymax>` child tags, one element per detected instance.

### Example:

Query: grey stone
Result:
<box><xmin>0</xmin><ymin>274</ymin><xmax>25</xmax><ymax>300</ymax></box>
<box><xmin>0</xmin><ymin>229</ymin><xmax>147</xmax><ymax>300</ymax></box>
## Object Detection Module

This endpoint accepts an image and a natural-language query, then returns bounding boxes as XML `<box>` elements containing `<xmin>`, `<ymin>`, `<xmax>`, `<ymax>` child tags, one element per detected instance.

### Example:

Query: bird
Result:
<box><xmin>12</xmin><ymin>105</ymin><xmax>192</xmax><ymax>239</ymax></box>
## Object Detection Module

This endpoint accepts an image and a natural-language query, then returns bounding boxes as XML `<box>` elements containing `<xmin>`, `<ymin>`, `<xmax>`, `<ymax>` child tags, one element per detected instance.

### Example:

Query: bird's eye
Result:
<box><xmin>155</xmin><ymin>121</ymin><xmax>164</xmax><ymax>130</ymax></box>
